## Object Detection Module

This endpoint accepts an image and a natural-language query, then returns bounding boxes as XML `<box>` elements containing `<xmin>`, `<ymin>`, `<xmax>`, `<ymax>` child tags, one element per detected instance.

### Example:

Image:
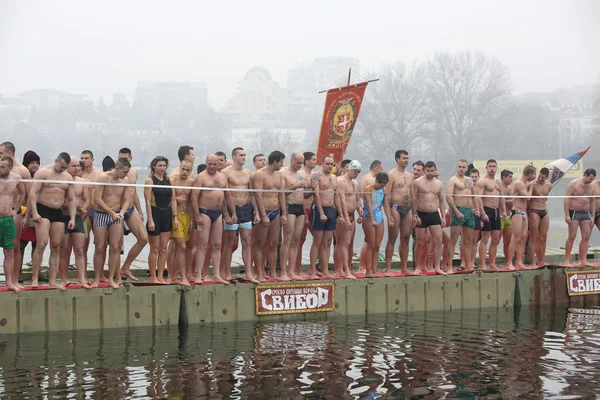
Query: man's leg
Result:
<box><xmin>239</xmin><ymin>228</ymin><xmax>258</xmax><ymax>283</ymax></box>
<box><xmin>83</xmin><ymin>216</ymin><xmax>92</xmax><ymax>269</ymax></box>
<box><xmin>579</xmin><ymin>221</ymin><xmax>593</xmax><ymax>266</ymax></box>
<box><xmin>31</xmin><ymin>219</ymin><xmax>51</xmax><ymax>288</ymax></box>
<box><xmin>515</xmin><ymin>216</ymin><xmax>529</xmax><ymax>269</ymax></box>
<box><xmin>502</xmin><ymin>223</ymin><xmax>512</xmax><ymax>262</ymax></box>
<box><xmin>447</xmin><ymin>225</ymin><xmax>461</xmax><ymax>273</ymax></box>
<box><xmin>58</xmin><ymin>233</ymin><xmax>72</xmax><ymax>285</ymax></box>
<box><xmin>209</xmin><ymin>217</ymin><xmax>228</xmax><ymax>284</ymax></box>
<box><xmin>121</xmin><ymin>212</ymin><xmax>148</xmax><ymax>281</ymax></box>
<box><xmin>106</xmin><ymin>223</ymin><xmax>123</xmax><ymax>288</ymax></box>
<box><xmin>173</xmin><ymin>237</ymin><xmax>190</xmax><ymax>285</ymax></box>
<box><xmin>479</xmin><ymin>231</ymin><xmax>490</xmax><ymax>270</ymax></box>
<box><xmin>13</xmin><ymin>214</ymin><xmax>23</xmax><ymax>286</ymax></box>
<box><xmin>71</xmin><ymin>232</ymin><xmax>90</xmax><ymax>288</ymax></box>
<box><xmin>319</xmin><ymin>230</ymin><xmax>335</xmax><ymax>279</ymax></box>
<box><xmin>564</xmin><ymin>221</ymin><xmax>579</xmax><ymax>265</ymax></box>
<box><xmin>489</xmin><ymin>230</ymin><xmax>501</xmax><ymax>269</ymax></box>
<box><xmin>3</xmin><ymin>248</ymin><xmax>18</xmax><ymax>292</ymax></box>
<box><xmin>187</xmin><ymin>230</ymin><xmax>198</xmax><ymax>281</ymax></box>
<box><xmin>296</xmin><ymin>214</ymin><xmax>312</xmax><ymax>277</ymax></box>
<box><xmin>537</xmin><ymin>215</ymin><xmax>550</xmax><ymax>266</ymax></box>
<box><xmin>461</xmin><ymin>226</ymin><xmax>474</xmax><ymax>270</ymax></box>
<box><xmin>288</xmin><ymin>215</ymin><xmax>305</xmax><ymax>280</ymax></box>
<box><xmin>428</xmin><ymin>225</ymin><xmax>447</xmax><ymax>275</ymax></box>
<box><xmin>505</xmin><ymin>215</ymin><xmax>521</xmax><ymax>270</ymax></box>
<box><xmin>194</xmin><ymin>215</ymin><xmax>212</xmax><ymax>283</ymax></box>
<box><xmin>385</xmin><ymin>209</ymin><xmax>400</xmax><ymax>274</ymax></box>
<box><xmin>410</xmin><ymin>228</ymin><xmax>427</xmax><ymax>275</ymax></box>
<box><xmin>253</xmin><ymin>222</ymin><xmax>270</xmax><ymax>282</ymax></box>
<box><xmin>528</xmin><ymin>213</ymin><xmax>540</xmax><ymax>267</ymax></box>
<box><xmin>398</xmin><ymin>212</ymin><xmax>413</xmax><ymax>275</ymax></box>
<box><xmin>362</xmin><ymin>222</ymin><xmax>377</xmax><ymax>277</ymax></box>
<box><xmin>221</xmin><ymin>229</ymin><xmax>238</xmax><ymax>281</ymax></box>
<box><xmin>308</xmin><ymin>230</ymin><xmax>324</xmax><ymax>279</ymax></box>
<box><xmin>92</xmin><ymin>225</ymin><xmax>108</xmax><ymax>287</ymax></box>
<box><xmin>266</xmin><ymin>217</ymin><xmax>283</xmax><ymax>281</ymax></box>
<box><xmin>280</xmin><ymin>214</ymin><xmax>296</xmax><ymax>279</ymax></box>
<box><xmin>338</xmin><ymin>222</ymin><xmax>355</xmax><ymax>279</ymax></box>
<box><xmin>48</xmin><ymin>221</ymin><xmax>66</xmax><ymax>290</ymax></box>
<box><xmin>347</xmin><ymin>220</ymin><xmax>356</xmax><ymax>277</ymax></box>
<box><xmin>471</xmin><ymin>230</ymin><xmax>480</xmax><ymax>267</ymax></box>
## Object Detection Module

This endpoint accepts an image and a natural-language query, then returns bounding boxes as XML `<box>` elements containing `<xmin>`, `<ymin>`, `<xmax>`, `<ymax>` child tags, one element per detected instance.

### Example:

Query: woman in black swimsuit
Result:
<box><xmin>144</xmin><ymin>156</ymin><xmax>178</xmax><ymax>283</ymax></box>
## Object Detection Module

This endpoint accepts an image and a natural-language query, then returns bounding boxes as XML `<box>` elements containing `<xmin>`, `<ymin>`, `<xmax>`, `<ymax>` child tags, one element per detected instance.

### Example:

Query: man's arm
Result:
<box><xmin>28</xmin><ymin>169</ymin><xmax>47</xmax><ymax>219</ymax></box>
<box><xmin>410</xmin><ymin>180</ymin><xmax>419</xmax><ymax>216</ymax></box>
<box><xmin>253</xmin><ymin>172</ymin><xmax>268</xmax><ymax>222</ymax></box>
<box><xmin>314</xmin><ymin>176</ymin><xmax>325</xmax><ymax>218</ymax></box>
<box><xmin>564</xmin><ymin>181</ymin><xmax>575</xmax><ymax>221</ymax></box>
<box><xmin>143</xmin><ymin>178</ymin><xmax>154</xmax><ymax>225</ymax></box>
<box><xmin>66</xmin><ymin>177</ymin><xmax>77</xmax><ymax>222</ymax></box>
<box><xmin>94</xmin><ymin>176</ymin><xmax>116</xmax><ymax>217</ymax></box>
<box><xmin>14</xmin><ymin>180</ymin><xmax>25</xmax><ymax>216</ymax></box>
<box><xmin>446</xmin><ymin>179</ymin><xmax>459</xmax><ymax>215</ymax></box>
<box><xmin>278</xmin><ymin>175</ymin><xmax>287</xmax><ymax>217</ymax></box>
<box><xmin>475</xmin><ymin>180</ymin><xmax>486</xmax><ymax>214</ymax></box>
<box><xmin>190</xmin><ymin>176</ymin><xmax>202</xmax><ymax>222</ymax></box>
<box><xmin>337</xmin><ymin>177</ymin><xmax>348</xmax><ymax>217</ymax></box>
<box><xmin>131</xmin><ymin>170</ymin><xmax>144</xmax><ymax>215</ymax></box>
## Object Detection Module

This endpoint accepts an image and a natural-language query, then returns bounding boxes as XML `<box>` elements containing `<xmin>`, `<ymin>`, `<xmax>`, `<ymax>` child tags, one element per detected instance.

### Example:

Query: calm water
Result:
<box><xmin>0</xmin><ymin>306</ymin><xmax>599</xmax><ymax>398</ymax></box>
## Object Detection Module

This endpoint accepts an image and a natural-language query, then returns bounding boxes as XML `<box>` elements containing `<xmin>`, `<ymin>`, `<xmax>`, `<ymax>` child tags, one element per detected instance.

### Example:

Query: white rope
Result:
<box><xmin>2</xmin><ymin>178</ymin><xmax>600</xmax><ymax>198</ymax></box>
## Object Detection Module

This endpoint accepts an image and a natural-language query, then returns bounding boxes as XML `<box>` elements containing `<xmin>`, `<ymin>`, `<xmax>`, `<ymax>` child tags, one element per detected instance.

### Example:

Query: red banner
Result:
<box><xmin>255</xmin><ymin>283</ymin><xmax>335</xmax><ymax>315</ymax></box>
<box><xmin>316</xmin><ymin>82</ymin><xmax>369</xmax><ymax>166</ymax></box>
<box><xmin>566</xmin><ymin>270</ymin><xmax>600</xmax><ymax>296</ymax></box>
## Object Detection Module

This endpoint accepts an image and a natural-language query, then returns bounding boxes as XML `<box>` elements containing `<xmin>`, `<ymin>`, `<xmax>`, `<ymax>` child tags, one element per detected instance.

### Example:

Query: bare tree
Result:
<box><xmin>352</xmin><ymin>62</ymin><xmax>430</xmax><ymax>159</ymax></box>
<box><xmin>426</xmin><ymin>51</ymin><xmax>511</xmax><ymax>159</ymax></box>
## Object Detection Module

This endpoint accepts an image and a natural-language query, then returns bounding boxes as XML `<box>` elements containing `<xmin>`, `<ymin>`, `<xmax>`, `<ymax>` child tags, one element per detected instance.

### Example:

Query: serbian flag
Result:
<box><xmin>316</xmin><ymin>82</ymin><xmax>369</xmax><ymax>166</ymax></box>
<box><xmin>543</xmin><ymin>146</ymin><xmax>590</xmax><ymax>186</ymax></box>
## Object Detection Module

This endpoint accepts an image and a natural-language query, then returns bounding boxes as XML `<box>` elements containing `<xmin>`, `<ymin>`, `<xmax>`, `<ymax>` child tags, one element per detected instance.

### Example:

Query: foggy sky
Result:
<box><xmin>1</xmin><ymin>0</ymin><xmax>599</xmax><ymax>108</ymax></box>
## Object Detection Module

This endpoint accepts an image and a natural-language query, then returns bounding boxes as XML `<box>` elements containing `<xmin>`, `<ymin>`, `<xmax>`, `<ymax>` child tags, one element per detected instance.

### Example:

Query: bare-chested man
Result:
<box><xmin>216</xmin><ymin>151</ymin><xmax>232</xmax><ymax>172</ymax></box>
<box><xmin>221</xmin><ymin>148</ymin><xmax>259</xmax><ymax>284</ymax></box>
<box><xmin>529</xmin><ymin>167</ymin><xmax>552</xmax><ymax>268</ymax></box>
<box><xmin>412</xmin><ymin>161</ymin><xmax>447</xmax><ymax>276</ymax></box>
<box><xmin>28</xmin><ymin>153</ymin><xmax>76</xmax><ymax>290</ymax></box>
<box><xmin>500</xmin><ymin>170</ymin><xmax>514</xmax><ymax>263</ymax></box>
<box><xmin>297</xmin><ymin>151</ymin><xmax>318</xmax><ymax>276</ymax></box>
<box><xmin>118</xmin><ymin>148</ymin><xmax>149</xmax><ymax>281</ymax></box>
<box><xmin>0</xmin><ymin>156</ymin><xmax>25</xmax><ymax>291</ymax></box>
<box><xmin>280</xmin><ymin>152</ymin><xmax>311</xmax><ymax>281</ymax></box>
<box><xmin>446</xmin><ymin>159</ymin><xmax>476</xmax><ymax>272</ymax></box>
<box><xmin>505</xmin><ymin>165</ymin><xmax>536</xmax><ymax>270</ymax></box>
<box><xmin>308</xmin><ymin>156</ymin><xmax>344</xmax><ymax>279</ymax></box>
<box><xmin>80</xmin><ymin>150</ymin><xmax>103</xmax><ymax>271</ymax></box>
<box><xmin>334</xmin><ymin>160</ymin><xmax>363</xmax><ymax>279</ymax></box>
<box><xmin>59</xmin><ymin>156</ymin><xmax>91</xmax><ymax>288</ymax></box>
<box><xmin>171</xmin><ymin>145</ymin><xmax>196</xmax><ymax>177</ymax></box>
<box><xmin>253</xmin><ymin>151</ymin><xmax>287</xmax><ymax>282</ymax></box>
<box><xmin>595</xmin><ymin>177</ymin><xmax>600</xmax><ymax>232</ymax></box>
<box><xmin>191</xmin><ymin>154</ymin><xmax>235</xmax><ymax>284</ymax></box>
<box><xmin>564</xmin><ymin>168</ymin><xmax>596</xmax><ymax>266</ymax></box>
<box><xmin>93</xmin><ymin>158</ymin><xmax>132</xmax><ymax>288</ymax></box>
<box><xmin>0</xmin><ymin>142</ymin><xmax>32</xmax><ymax>283</ymax></box>
<box><xmin>469</xmin><ymin>168</ymin><xmax>483</xmax><ymax>265</ymax></box>
<box><xmin>169</xmin><ymin>159</ymin><xmax>194</xmax><ymax>286</ymax></box>
<box><xmin>475</xmin><ymin>159</ymin><xmax>507</xmax><ymax>270</ymax></box>
<box><xmin>385</xmin><ymin>150</ymin><xmax>414</xmax><ymax>276</ymax></box>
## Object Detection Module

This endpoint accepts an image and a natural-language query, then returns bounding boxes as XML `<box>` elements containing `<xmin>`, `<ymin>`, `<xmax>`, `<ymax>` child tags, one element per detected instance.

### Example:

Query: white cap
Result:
<box><xmin>348</xmin><ymin>160</ymin><xmax>362</xmax><ymax>171</ymax></box>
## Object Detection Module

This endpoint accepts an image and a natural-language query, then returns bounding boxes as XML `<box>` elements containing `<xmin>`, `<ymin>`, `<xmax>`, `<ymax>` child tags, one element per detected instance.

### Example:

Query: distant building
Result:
<box><xmin>133</xmin><ymin>81</ymin><xmax>208</xmax><ymax>117</ymax></box>
<box><xmin>18</xmin><ymin>89</ymin><xmax>90</xmax><ymax>111</ymax></box>
<box><xmin>0</xmin><ymin>97</ymin><xmax>32</xmax><ymax>135</ymax></box>
<box><xmin>75</xmin><ymin>110</ymin><xmax>110</xmax><ymax>135</ymax></box>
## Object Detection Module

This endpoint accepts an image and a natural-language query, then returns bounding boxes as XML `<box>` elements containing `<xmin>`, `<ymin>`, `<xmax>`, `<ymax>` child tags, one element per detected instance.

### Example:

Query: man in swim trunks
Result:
<box><xmin>168</xmin><ymin>159</ymin><xmax>194</xmax><ymax>286</ymax></box>
<box><xmin>0</xmin><ymin>156</ymin><xmax>26</xmax><ymax>292</ymax></box>
<box><xmin>334</xmin><ymin>160</ymin><xmax>362</xmax><ymax>279</ymax></box>
<box><xmin>446</xmin><ymin>159</ymin><xmax>476</xmax><ymax>272</ymax></box>
<box><xmin>80</xmin><ymin>150</ymin><xmax>103</xmax><ymax>272</ymax></box>
<box><xmin>192</xmin><ymin>154</ymin><xmax>235</xmax><ymax>284</ymax></box>
<box><xmin>563</xmin><ymin>168</ymin><xmax>596</xmax><ymax>266</ymax></box>
<box><xmin>505</xmin><ymin>165</ymin><xmax>536</xmax><ymax>270</ymax></box>
<box><xmin>412</xmin><ymin>161</ymin><xmax>447</xmax><ymax>276</ymax></box>
<box><xmin>28</xmin><ymin>153</ymin><xmax>77</xmax><ymax>290</ymax></box>
<box><xmin>118</xmin><ymin>148</ymin><xmax>149</xmax><ymax>281</ymax></box>
<box><xmin>475</xmin><ymin>159</ymin><xmax>507</xmax><ymax>270</ymax></box>
<box><xmin>297</xmin><ymin>151</ymin><xmax>318</xmax><ymax>276</ymax></box>
<box><xmin>594</xmin><ymin>177</ymin><xmax>600</xmax><ymax>232</ymax></box>
<box><xmin>0</xmin><ymin>142</ymin><xmax>32</xmax><ymax>284</ymax></box>
<box><xmin>469</xmin><ymin>168</ymin><xmax>483</xmax><ymax>266</ymax></box>
<box><xmin>308</xmin><ymin>155</ymin><xmax>343</xmax><ymax>280</ymax></box>
<box><xmin>500</xmin><ymin>170</ymin><xmax>514</xmax><ymax>264</ymax></box>
<box><xmin>385</xmin><ymin>150</ymin><xmax>414</xmax><ymax>276</ymax></box>
<box><xmin>59</xmin><ymin>156</ymin><xmax>91</xmax><ymax>288</ymax></box>
<box><xmin>280</xmin><ymin>152</ymin><xmax>311</xmax><ymax>281</ymax></box>
<box><xmin>529</xmin><ymin>167</ymin><xmax>552</xmax><ymax>267</ymax></box>
<box><xmin>92</xmin><ymin>158</ymin><xmax>132</xmax><ymax>288</ymax></box>
<box><xmin>221</xmin><ymin>148</ymin><xmax>259</xmax><ymax>283</ymax></box>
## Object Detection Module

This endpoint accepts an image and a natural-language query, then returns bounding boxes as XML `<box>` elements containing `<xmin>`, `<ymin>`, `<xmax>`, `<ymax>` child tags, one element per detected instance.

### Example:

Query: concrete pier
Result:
<box><xmin>1</xmin><ymin>265</ymin><xmax>599</xmax><ymax>334</ymax></box>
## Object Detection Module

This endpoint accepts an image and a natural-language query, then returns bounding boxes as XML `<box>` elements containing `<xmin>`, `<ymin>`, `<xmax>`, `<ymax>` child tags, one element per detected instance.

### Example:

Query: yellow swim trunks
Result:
<box><xmin>501</xmin><ymin>217</ymin><xmax>512</xmax><ymax>229</ymax></box>
<box><xmin>171</xmin><ymin>212</ymin><xmax>191</xmax><ymax>241</ymax></box>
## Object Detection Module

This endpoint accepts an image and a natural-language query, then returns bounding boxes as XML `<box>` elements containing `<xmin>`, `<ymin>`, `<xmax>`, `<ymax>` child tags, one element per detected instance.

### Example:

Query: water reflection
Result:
<box><xmin>0</xmin><ymin>306</ymin><xmax>599</xmax><ymax>398</ymax></box>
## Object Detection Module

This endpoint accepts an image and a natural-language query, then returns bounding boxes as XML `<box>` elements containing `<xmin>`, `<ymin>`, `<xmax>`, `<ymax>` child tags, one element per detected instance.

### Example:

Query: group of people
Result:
<box><xmin>0</xmin><ymin>142</ymin><xmax>598</xmax><ymax>292</ymax></box>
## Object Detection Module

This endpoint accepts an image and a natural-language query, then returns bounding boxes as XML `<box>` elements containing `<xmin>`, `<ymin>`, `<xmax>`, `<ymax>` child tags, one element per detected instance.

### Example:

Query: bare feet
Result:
<box><xmin>409</xmin><ymin>269</ymin><xmax>422</xmax><ymax>276</ymax></box>
<box><xmin>244</xmin><ymin>274</ymin><xmax>260</xmax><ymax>284</ymax></box>
<box><xmin>6</xmin><ymin>283</ymin><xmax>20</xmax><ymax>293</ymax></box>
<box><xmin>150</xmin><ymin>278</ymin><xmax>161</xmax><ymax>284</ymax></box>
<box><xmin>49</xmin><ymin>282</ymin><xmax>67</xmax><ymax>291</ymax></box>
<box><xmin>194</xmin><ymin>278</ymin><xmax>203</xmax><ymax>285</ymax></box>
<box><xmin>78</xmin><ymin>280</ymin><xmax>92</xmax><ymax>289</ymax></box>
<box><xmin>288</xmin><ymin>273</ymin><xmax>303</xmax><ymax>281</ymax></box>
<box><xmin>344</xmin><ymin>272</ymin><xmax>357</xmax><ymax>280</ymax></box>
<box><xmin>31</xmin><ymin>279</ymin><xmax>39</xmax><ymax>288</ymax></box>
<box><xmin>321</xmin><ymin>273</ymin><xmax>335</xmax><ymax>280</ymax></box>
<box><xmin>307</xmin><ymin>274</ymin><xmax>319</xmax><ymax>280</ymax></box>
<box><xmin>435</xmin><ymin>268</ymin><xmax>448</xmax><ymax>276</ymax></box>
<box><xmin>505</xmin><ymin>264</ymin><xmax>515</xmax><ymax>270</ymax></box>
<box><xmin>384</xmin><ymin>271</ymin><xmax>394</xmax><ymax>277</ymax></box>
<box><xmin>399</xmin><ymin>269</ymin><xmax>409</xmax><ymax>277</ymax></box>
<box><xmin>488</xmin><ymin>265</ymin><xmax>500</xmax><ymax>272</ymax></box>
<box><xmin>356</xmin><ymin>268</ymin><xmax>366</xmax><ymax>274</ymax></box>
<box><xmin>121</xmin><ymin>269</ymin><xmax>139</xmax><ymax>281</ymax></box>
<box><xmin>100</xmin><ymin>276</ymin><xmax>109</xmax><ymax>283</ymax></box>
<box><xmin>214</xmin><ymin>276</ymin><xmax>230</xmax><ymax>285</ymax></box>
<box><xmin>180</xmin><ymin>279</ymin><xmax>192</xmax><ymax>287</ymax></box>
<box><xmin>278</xmin><ymin>275</ymin><xmax>292</xmax><ymax>282</ymax></box>
<box><xmin>365</xmin><ymin>272</ymin><xmax>378</xmax><ymax>278</ymax></box>
<box><xmin>515</xmin><ymin>264</ymin><xmax>529</xmax><ymax>271</ymax></box>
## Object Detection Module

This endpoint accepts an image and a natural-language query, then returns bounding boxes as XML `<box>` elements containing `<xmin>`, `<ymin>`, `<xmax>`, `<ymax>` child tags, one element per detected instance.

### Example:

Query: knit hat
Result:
<box><xmin>102</xmin><ymin>156</ymin><xmax>115</xmax><ymax>172</ymax></box>
<box><xmin>22</xmin><ymin>150</ymin><xmax>40</xmax><ymax>168</ymax></box>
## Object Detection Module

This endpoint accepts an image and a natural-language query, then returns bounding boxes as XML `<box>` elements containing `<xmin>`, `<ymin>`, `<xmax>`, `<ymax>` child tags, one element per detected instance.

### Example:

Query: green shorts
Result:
<box><xmin>501</xmin><ymin>217</ymin><xmax>512</xmax><ymax>229</ymax></box>
<box><xmin>0</xmin><ymin>215</ymin><xmax>17</xmax><ymax>249</ymax></box>
<box><xmin>450</xmin><ymin>206</ymin><xmax>475</xmax><ymax>228</ymax></box>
